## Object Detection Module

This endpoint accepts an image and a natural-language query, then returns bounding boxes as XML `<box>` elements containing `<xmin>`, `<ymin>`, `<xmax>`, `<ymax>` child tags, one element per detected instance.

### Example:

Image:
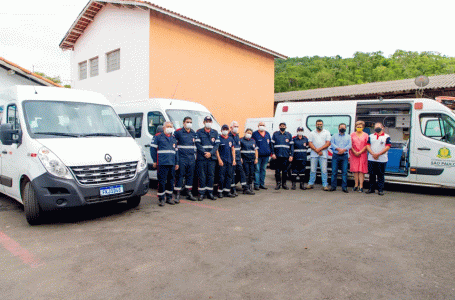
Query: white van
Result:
<box><xmin>113</xmin><ymin>98</ymin><xmax>221</xmax><ymax>179</ymax></box>
<box><xmin>245</xmin><ymin>117</ymin><xmax>274</xmax><ymax>132</ymax></box>
<box><xmin>0</xmin><ymin>86</ymin><xmax>149</xmax><ymax>225</ymax></box>
<box><xmin>274</xmin><ymin>98</ymin><xmax>455</xmax><ymax>189</ymax></box>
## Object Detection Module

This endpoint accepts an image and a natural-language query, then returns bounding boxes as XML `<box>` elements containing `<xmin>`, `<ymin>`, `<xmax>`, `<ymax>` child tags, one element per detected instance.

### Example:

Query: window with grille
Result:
<box><xmin>78</xmin><ymin>61</ymin><xmax>87</xmax><ymax>80</ymax></box>
<box><xmin>89</xmin><ymin>57</ymin><xmax>99</xmax><ymax>77</ymax></box>
<box><xmin>106</xmin><ymin>49</ymin><xmax>120</xmax><ymax>73</ymax></box>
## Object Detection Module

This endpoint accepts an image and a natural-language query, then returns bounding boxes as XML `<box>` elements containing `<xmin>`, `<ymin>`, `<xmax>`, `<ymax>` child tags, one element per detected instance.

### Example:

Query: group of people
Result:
<box><xmin>150</xmin><ymin>117</ymin><xmax>391</xmax><ymax>206</ymax></box>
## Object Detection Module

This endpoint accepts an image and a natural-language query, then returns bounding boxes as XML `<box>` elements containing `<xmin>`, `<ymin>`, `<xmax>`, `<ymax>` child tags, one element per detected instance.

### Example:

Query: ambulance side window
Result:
<box><xmin>148</xmin><ymin>111</ymin><xmax>165</xmax><ymax>135</ymax></box>
<box><xmin>7</xmin><ymin>104</ymin><xmax>20</xmax><ymax>130</ymax></box>
<box><xmin>307</xmin><ymin>115</ymin><xmax>351</xmax><ymax>135</ymax></box>
<box><xmin>420</xmin><ymin>113</ymin><xmax>455</xmax><ymax>145</ymax></box>
<box><xmin>119</xmin><ymin>113</ymin><xmax>143</xmax><ymax>138</ymax></box>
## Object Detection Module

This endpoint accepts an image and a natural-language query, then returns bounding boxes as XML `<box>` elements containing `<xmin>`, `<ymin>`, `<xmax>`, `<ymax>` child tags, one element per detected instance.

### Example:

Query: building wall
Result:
<box><xmin>0</xmin><ymin>68</ymin><xmax>38</xmax><ymax>90</ymax></box>
<box><xmin>149</xmin><ymin>12</ymin><xmax>275</xmax><ymax>132</ymax></box>
<box><xmin>70</xmin><ymin>5</ymin><xmax>150</xmax><ymax>104</ymax></box>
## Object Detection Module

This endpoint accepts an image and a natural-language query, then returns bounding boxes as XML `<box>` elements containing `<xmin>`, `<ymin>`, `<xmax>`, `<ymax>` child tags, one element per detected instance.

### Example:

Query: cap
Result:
<box><xmin>221</xmin><ymin>124</ymin><xmax>229</xmax><ymax>130</ymax></box>
<box><xmin>204</xmin><ymin>116</ymin><xmax>213</xmax><ymax>122</ymax></box>
<box><xmin>297</xmin><ymin>126</ymin><xmax>304</xmax><ymax>131</ymax></box>
<box><xmin>279</xmin><ymin>122</ymin><xmax>286</xmax><ymax>126</ymax></box>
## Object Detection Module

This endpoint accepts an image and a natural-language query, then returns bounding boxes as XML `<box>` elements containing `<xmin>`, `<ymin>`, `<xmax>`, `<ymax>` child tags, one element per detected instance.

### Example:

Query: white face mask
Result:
<box><xmin>222</xmin><ymin>130</ymin><xmax>229</xmax><ymax>136</ymax></box>
<box><xmin>184</xmin><ymin>122</ymin><xmax>192</xmax><ymax>129</ymax></box>
<box><xmin>232</xmin><ymin>127</ymin><xmax>239</xmax><ymax>133</ymax></box>
<box><xmin>165</xmin><ymin>128</ymin><xmax>174</xmax><ymax>135</ymax></box>
<box><xmin>258</xmin><ymin>126</ymin><xmax>265</xmax><ymax>131</ymax></box>
<box><xmin>245</xmin><ymin>133</ymin><xmax>252</xmax><ymax>139</ymax></box>
<box><xmin>297</xmin><ymin>132</ymin><xmax>304</xmax><ymax>136</ymax></box>
<box><xmin>205</xmin><ymin>122</ymin><xmax>212</xmax><ymax>129</ymax></box>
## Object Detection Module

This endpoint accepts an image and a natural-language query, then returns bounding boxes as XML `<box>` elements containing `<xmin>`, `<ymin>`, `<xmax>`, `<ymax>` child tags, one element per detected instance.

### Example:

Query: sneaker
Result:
<box><xmin>342</xmin><ymin>188</ymin><xmax>349</xmax><ymax>193</ymax></box>
<box><xmin>306</xmin><ymin>185</ymin><xmax>314</xmax><ymax>190</ymax></box>
<box><xmin>378</xmin><ymin>191</ymin><xmax>385</xmax><ymax>196</ymax></box>
<box><xmin>328</xmin><ymin>187</ymin><xmax>336</xmax><ymax>192</ymax></box>
<box><xmin>254</xmin><ymin>186</ymin><xmax>260</xmax><ymax>191</ymax></box>
<box><xmin>323</xmin><ymin>186</ymin><xmax>330</xmax><ymax>191</ymax></box>
<box><xmin>259</xmin><ymin>185</ymin><xmax>268</xmax><ymax>190</ymax></box>
<box><xmin>365</xmin><ymin>189</ymin><xmax>375</xmax><ymax>194</ymax></box>
<box><xmin>358</xmin><ymin>188</ymin><xmax>364</xmax><ymax>193</ymax></box>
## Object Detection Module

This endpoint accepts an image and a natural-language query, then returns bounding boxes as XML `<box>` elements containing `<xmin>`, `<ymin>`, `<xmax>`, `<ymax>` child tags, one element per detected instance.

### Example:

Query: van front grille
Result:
<box><xmin>70</xmin><ymin>161</ymin><xmax>138</xmax><ymax>185</ymax></box>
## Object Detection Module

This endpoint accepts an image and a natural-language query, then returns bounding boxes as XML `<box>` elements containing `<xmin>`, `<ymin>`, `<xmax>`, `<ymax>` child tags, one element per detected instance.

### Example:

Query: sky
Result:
<box><xmin>1</xmin><ymin>0</ymin><xmax>454</xmax><ymax>86</ymax></box>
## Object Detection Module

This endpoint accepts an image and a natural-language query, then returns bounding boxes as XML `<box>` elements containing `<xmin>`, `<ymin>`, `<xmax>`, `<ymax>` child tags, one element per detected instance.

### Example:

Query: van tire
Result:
<box><xmin>127</xmin><ymin>196</ymin><xmax>141</xmax><ymax>208</ymax></box>
<box><xmin>23</xmin><ymin>182</ymin><xmax>42</xmax><ymax>225</ymax></box>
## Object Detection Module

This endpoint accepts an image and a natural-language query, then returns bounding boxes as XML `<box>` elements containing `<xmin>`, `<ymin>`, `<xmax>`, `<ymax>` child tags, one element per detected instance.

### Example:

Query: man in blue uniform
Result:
<box><xmin>271</xmin><ymin>122</ymin><xmax>294</xmax><ymax>190</ymax></box>
<box><xmin>195</xmin><ymin>116</ymin><xmax>220</xmax><ymax>201</ymax></box>
<box><xmin>174</xmin><ymin>116</ymin><xmax>197</xmax><ymax>201</ymax></box>
<box><xmin>291</xmin><ymin>127</ymin><xmax>309</xmax><ymax>190</ymax></box>
<box><xmin>252</xmin><ymin>122</ymin><xmax>272</xmax><ymax>190</ymax></box>
<box><xmin>217</xmin><ymin>125</ymin><xmax>236</xmax><ymax>198</ymax></box>
<box><xmin>229</xmin><ymin>121</ymin><xmax>253</xmax><ymax>195</ymax></box>
<box><xmin>151</xmin><ymin>122</ymin><xmax>179</xmax><ymax>206</ymax></box>
<box><xmin>240</xmin><ymin>128</ymin><xmax>258</xmax><ymax>194</ymax></box>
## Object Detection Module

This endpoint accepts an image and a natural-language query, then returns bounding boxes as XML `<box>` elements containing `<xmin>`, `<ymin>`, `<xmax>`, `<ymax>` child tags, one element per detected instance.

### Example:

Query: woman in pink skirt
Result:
<box><xmin>350</xmin><ymin>120</ymin><xmax>369</xmax><ymax>192</ymax></box>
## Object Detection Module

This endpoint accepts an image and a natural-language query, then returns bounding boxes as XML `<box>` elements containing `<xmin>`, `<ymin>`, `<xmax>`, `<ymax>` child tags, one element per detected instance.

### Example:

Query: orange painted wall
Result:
<box><xmin>149</xmin><ymin>11</ymin><xmax>275</xmax><ymax>133</ymax></box>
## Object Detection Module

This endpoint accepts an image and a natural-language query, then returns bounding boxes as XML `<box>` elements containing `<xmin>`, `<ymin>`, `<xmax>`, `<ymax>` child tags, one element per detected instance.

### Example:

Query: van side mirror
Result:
<box><xmin>127</xmin><ymin>125</ymin><xmax>136</xmax><ymax>139</ymax></box>
<box><xmin>0</xmin><ymin>123</ymin><xmax>22</xmax><ymax>145</ymax></box>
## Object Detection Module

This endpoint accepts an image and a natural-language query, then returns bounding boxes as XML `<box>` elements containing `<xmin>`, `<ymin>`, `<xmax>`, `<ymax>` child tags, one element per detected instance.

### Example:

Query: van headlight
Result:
<box><xmin>38</xmin><ymin>147</ymin><xmax>73</xmax><ymax>179</ymax></box>
<box><xmin>137</xmin><ymin>150</ymin><xmax>147</xmax><ymax>172</ymax></box>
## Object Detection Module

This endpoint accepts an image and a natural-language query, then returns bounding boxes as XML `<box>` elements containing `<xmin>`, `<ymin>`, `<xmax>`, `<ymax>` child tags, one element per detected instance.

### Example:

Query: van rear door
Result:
<box><xmin>414</xmin><ymin>112</ymin><xmax>455</xmax><ymax>187</ymax></box>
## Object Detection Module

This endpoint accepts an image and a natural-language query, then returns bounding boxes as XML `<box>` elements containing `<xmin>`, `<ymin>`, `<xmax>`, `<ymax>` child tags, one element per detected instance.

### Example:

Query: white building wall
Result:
<box><xmin>0</xmin><ymin>68</ymin><xmax>39</xmax><ymax>90</ymax></box>
<box><xmin>70</xmin><ymin>5</ymin><xmax>150</xmax><ymax>104</ymax></box>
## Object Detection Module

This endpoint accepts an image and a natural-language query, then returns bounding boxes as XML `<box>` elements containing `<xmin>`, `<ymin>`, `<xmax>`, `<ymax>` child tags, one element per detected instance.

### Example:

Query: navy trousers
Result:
<box><xmin>243</xmin><ymin>161</ymin><xmax>255</xmax><ymax>186</ymax></box>
<box><xmin>176</xmin><ymin>160</ymin><xmax>195</xmax><ymax>192</ymax></box>
<box><xmin>291</xmin><ymin>159</ymin><xmax>306</xmax><ymax>182</ymax></box>
<box><xmin>232</xmin><ymin>162</ymin><xmax>247</xmax><ymax>189</ymax></box>
<box><xmin>197</xmin><ymin>159</ymin><xmax>216</xmax><ymax>195</ymax></box>
<box><xmin>157</xmin><ymin>165</ymin><xmax>175</xmax><ymax>199</ymax></box>
<box><xmin>274</xmin><ymin>157</ymin><xmax>289</xmax><ymax>184</ymax></box>
<box><xmin>219</xmin><ymin>164</ymin><xmax>233</xmax><ymax>193</ymax></box>
<box><xmin>368</xmin><ymin>161</ymin><xmax>387</xmax><ymax>192</ymax></box>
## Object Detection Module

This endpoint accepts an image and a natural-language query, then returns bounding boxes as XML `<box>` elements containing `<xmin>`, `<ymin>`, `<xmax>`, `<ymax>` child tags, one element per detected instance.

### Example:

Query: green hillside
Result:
<box><xmin>274</xmin><ymin>50</ymin><xmax>455</xmax><ymax>93</ymax></box>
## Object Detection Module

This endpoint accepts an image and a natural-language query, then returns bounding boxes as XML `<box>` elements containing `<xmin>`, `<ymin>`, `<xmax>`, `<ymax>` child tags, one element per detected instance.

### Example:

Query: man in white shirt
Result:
<box><xmin>366</xmin><ymin>122</ymin><xmax>391</xmax><ymax>196</ymax></box>
<box><xmin>307</xmin><ymin>119</ymin><xmax>331</xmax><ymax>190</ymax></box>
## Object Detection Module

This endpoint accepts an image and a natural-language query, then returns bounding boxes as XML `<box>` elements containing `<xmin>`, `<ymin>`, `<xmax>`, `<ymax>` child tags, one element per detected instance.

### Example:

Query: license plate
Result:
<box><xmin>100</xmin><ymin>185</ymin><xmax>124</xmax><ymax>196</ymax></box>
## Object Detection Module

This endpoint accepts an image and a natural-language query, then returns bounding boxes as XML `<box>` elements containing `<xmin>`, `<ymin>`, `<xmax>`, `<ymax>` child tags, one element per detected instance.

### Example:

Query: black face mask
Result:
<box><xmin>280</xmin><ymin>128</ymin><xmax>286</xmax><ymax>132</ymax></box>
<box><xmin>374</xmin><ymin>127</ymin><xmax>382</xmax><ymax>133</ymax></box>
<box><xmin>339</xmin><ymin>128</ymin><xmax>346</xmax><ymax>134</ymax></box>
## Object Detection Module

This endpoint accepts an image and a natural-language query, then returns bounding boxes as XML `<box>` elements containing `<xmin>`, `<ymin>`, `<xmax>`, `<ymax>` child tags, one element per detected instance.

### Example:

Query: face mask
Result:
<box><xmin>205</xmin><ymin>123</ymin><xmax>212</xmax><ymax>129</ymax></box>
<box><xmin>374</xmin><ymin>127</ymin><xmax>382</xmax><ymax>133</ymax></box>
<box><xmin>232</xmin><ymin>127</ymin><xmax>239</xmax><ymax>133</ymax></box>
<box><xmin>297</xmin><ymin>132</ymin><xmax>304</xmax><ymax>136</ymax></box>
<box><xmin>222</xmin><ymin>130</ymin><xmax>229</xmax><ymax>136</ymax></box>
<box><xmin>184</xmin><ymin>122</ymin><xmax>192</xmax><ymax>129</ymax></box>
<box><xmin>165</xmin><ymin>128</ymin><xmax>174</xmax><ymax>135</ymax></box>
<box><xmin>339</xmin><ymin>128</ymin><xmax>346</xmax><ymax>134</ymax></box>
<box><xmin>280</xmin><ymin>128</ymin><xmax>286</xmax><ymax>132</ymax></box>
<box><xmin>356</xmin><ymin>127</ymin><xmax>363</xmax><ymax>133</ymax></box>
<box><xmin>258</xmin><ymin>126</ymin><xmax>265</xmax><ymax>131</ymax></box>
<box><xmin>316</xmin><ymin>126</ymin><xmax>323</xmax><ymax>131</ymax></box>
<box><xmin>245</xmin><ymin>133</ymin><xmax>252</xmax><ymax>139</ymax></box>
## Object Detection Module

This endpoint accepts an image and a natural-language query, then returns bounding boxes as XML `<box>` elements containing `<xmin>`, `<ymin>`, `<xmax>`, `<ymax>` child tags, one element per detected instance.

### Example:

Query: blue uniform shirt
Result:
<box><xmin>195</xmin><ymin>128</ymin><xmax>220</xmax><ymax>161</ymax></box>
<box><xmin>174</xmin><ymin>127</ymin><xmax>197</xmax><ymax>162</ymax></box>
<box><xmin>271</xmin><ymin>131</ymin><xmax>294</xmax><ymax>158</ymax></box>
<box><xmin>240</xmin><ymin>137</ymin><xmax>258</xmax><ymax>162</ymax></box>
<box><xmin>229</xmin><ymin>132</ymin><xmax>242</xmax><ymax>163</ymax></box>
<box><xmin>292</xmin><ymin>135</ymin><xmax>309</xmax><ymax>161</ymax></box>
<box><xmin>218</xmin><ymin>135</ymin><xmax>235</xmax><ymax>164</ymax></box>
<box><xmin>330</xmin><ymin>133</ymin><xmax>352</xmax><ymax>155</ymax></box>
<box><xmin>252</xmin><ymin>131</ymin><xmax>272</xmax><ymax>157</ymax></box>
<box><xmin>150</xmin><ymin>133</ymin><xmax>179</xmax><ymax>166</ymax></box>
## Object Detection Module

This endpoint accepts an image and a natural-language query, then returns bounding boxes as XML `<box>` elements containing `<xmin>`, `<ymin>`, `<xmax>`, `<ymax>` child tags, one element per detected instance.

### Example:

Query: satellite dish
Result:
<box><xmin>415</xmin><ymin>75</ymin><xmax>429</xmax><ymax>88</ymax></box>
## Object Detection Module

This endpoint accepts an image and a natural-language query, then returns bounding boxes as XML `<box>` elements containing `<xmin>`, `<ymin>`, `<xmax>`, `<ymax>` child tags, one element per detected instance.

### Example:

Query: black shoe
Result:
<box><xmin>175</xmin><ymin>191</ymin><xmax>181</xmax><ymax>201</ymax></box>
<box><xmin>275</xmin><ymin>183</ymin><xmax>281</xmax><ymax>190</ymax></box>
<box><xmin>366</xmin><ymin>189</ymin><xmax>375</xmax><ymax>194</ymax></box>
<box><xmin>207</xmin><ymin>193</ymin><xmax>216</xmax><ymax>200</ymax></box>
<box><xmin>329</xmin><ymin>187</ymin><xmax>336</xmax><ymax>192</ymax></box>
<box><xmin>291</xmin><ymin>182</ymin><xmax>297</xmax><ymax>190</ymax></box>
<box><xmin>282</xmin><ymin>184</ymin><xmax>289</xmax><ymax>190</ymax></box>
<box><xmin>378</xmin><ymin>191</ymin><xmax>385</xmax><ymax>196</ymax></box>
<box><xmin>243</xmin><ymin>189</ymin><xmax>254</xmax><ymax>195</ymax></box>
<box><xmin>218</xmin><ymin>192</ymin><xmax>224</xmax><ymax>198</ymax></box>
<box><xmin>300</xmin><ymin>182</ymin><xmax>306</xmax><ymax>190</ymax></box>
<box><xmin>166</xmin><ymin>199</ymin><xmax>175</xmax><ymax>205</ymax></box>
<box><xmin>353</xmin><ymin>186</ymin><xmax>358</xmax><ymax>192</ymax></box>
<box><xmin>342</xmin><ymin>188</ymin><xmax>349</xmax><ymax>193</ymax></box>
<box><xmin>186</xmin><ymin>193</ymin><xmax>197</xmax><ymax>201</ymax></box>
<box><xmin>198</xmin><ymin>194</ymin><xmax>204</xmax><ymax>201</ymax></box>
<box><xmin>158</xmin><ymin>198</ymin><xmax>165</xmax><ymax>206</ymax></box>
<box><xmin>358</xmin><ymin>188</ymin><xmax>364</xmax><ymax>193</ymax></box>
<box><xmin>225</xmin><ymin>193</ymin><xmax>236</xmax><ymax>198</ymax></box>
<box><xmin>231</xmin><ymin>189</ymin><xmax>238</xmax><ymax>197</ymax></box>
<box><xmin>254</xmin><ymin>185</ymin><xmax>260</xmax><ymax>191</ymax></box>
<box><xmin>259</xmin><ymin>185</ymin><xmax>268</xmax><ymax>190</ymax></box>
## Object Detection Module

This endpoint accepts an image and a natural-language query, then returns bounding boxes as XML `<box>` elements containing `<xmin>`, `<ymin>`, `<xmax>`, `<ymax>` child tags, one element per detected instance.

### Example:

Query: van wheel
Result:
<box><xmin>23</xmin><ymin>182</ymin><xmax>43</xmax><ymax>225</ymax></box>
<box><xmin>127</xmin><ymin>196</ymin><xmax>141</xmax><ymax>208</ymax></box>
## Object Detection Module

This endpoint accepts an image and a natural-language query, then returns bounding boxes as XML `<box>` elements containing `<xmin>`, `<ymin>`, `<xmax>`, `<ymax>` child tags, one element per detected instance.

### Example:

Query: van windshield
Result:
<box><xmin>23</xmin><ymin>101</ymin><xmax>128</xmax><ymax>138</ymax></box>
<box><xmin>166</xmin><ymin>109</ymin><xmax>221</xmax><ymax>131</ymax></box>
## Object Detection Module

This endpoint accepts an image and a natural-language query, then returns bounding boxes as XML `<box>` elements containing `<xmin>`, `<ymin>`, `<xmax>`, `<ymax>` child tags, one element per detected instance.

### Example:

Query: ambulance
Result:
<box><xmin>274</xmin><ymin>98</ymin><xmax>455</xmax><ymax>188</ymax></box>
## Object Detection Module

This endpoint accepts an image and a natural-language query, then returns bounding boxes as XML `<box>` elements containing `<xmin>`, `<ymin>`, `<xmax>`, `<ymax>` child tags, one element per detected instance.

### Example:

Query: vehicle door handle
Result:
<box><xmin>417</xmin><ymin>147</ymin><xmax>431</xmax><ymax>151</ymax></box>
<box><xmin>144</xmin><ymin>145</ymin><xmax>151</xmax><ymax>148</ymax></box>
